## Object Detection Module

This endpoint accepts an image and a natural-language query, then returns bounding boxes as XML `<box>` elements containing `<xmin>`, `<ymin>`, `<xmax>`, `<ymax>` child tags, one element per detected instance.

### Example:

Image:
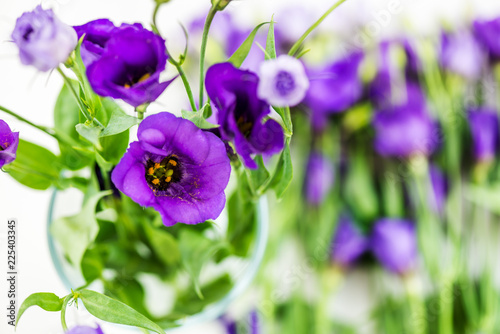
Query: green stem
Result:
<box><xmin>199</xmin><ymin>5</ymin><xmax>218</xmax><ymax>106</ymax></box>
<box><xmin>404</xmin><ymin>275</ymin><xmax>427</xmax><ymax>334</ymax></box>
<box><xmin>57</xmin><ymin>67</ymin><xmax>103</xmax><ymax>128</ymax></box>
<box><xmin>152</xmin><ymin>3</ymin><xmax>161</xmax><ymax>32</ymax></box>
<box><xmin>0</xmin><ymin>105</ymin><xmax>53</xmax><ymax>135</ymax></box>
<box><xmin>169</xmin><ymin>57</ymin><xmax>197</xmax><ymax>111</ymax></box>
<box><xmin>288</xmin><ymin>0</ymin><xmax>348</xmax><ymax>56</ymax></box>
<box><xmin>60</xmin><ymin>295</ymin><xmax>72</xmax><ymax>332</ymax></box>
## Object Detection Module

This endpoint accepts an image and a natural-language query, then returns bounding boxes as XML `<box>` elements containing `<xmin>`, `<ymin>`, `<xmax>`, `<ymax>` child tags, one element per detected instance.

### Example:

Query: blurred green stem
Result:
<box><xmin>198</xmin><ymin>4</ymin><xmax>218</xmax><ymax>107</ymax></box>
<box><xmin>404</xmin><ymin>275</ymin><xmax>427</xmax><ymax>334</ymax></box>
<box><xmin>0</xmin><ymin>105</ymin><xmax>53</xmax><ymax>135</ymax></box>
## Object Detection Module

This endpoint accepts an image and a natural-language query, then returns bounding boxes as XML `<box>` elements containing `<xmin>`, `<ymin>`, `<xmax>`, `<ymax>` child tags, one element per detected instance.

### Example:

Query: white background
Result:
<box><xmin>1</xmin><ymin>0</ymin><xmax>500</xmax><ymax>333</ymax></box>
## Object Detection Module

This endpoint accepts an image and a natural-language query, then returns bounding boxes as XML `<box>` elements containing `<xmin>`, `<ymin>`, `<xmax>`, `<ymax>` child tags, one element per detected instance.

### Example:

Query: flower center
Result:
<box><xmin>124</xmin><ymin>73</ymin><xmax>151</xmax><ymax>89</ymax></box>
<box><xmin>275</xmin><ymin>71</ymin><xmax>296</xmax><ymax>96</ymax></box>
<box><xmin>145</xmin><ymin>155</ymin><xmax>182</xmax><ymax>193</ymax></box>
<box><xmin>22</xmin><ymin>26</ymin><xmax>34</xmax><ymax>41</ymax></box>
<box><xmin>0</xmin><ymin>142</ymin><xmax>10</xmax><ymax>151</ymax></box>
<box><xmin>236</xmin><ymin>116</ymin><xmax>253</xmax><ymax>137</ymax></box>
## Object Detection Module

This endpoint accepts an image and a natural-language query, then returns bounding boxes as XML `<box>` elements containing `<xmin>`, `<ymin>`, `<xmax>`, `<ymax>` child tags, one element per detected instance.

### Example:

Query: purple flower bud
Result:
<box><xmin>304</xmin><ymin>152</ymin><xmax>334</xmax><ymax>205</ymax></box>
<box><xmin>77</xmin><ymin>20</ymin><xmax>173</xmax><ymax>107</ymax></box>
<box><xmin>111</xmin><ymin>112</ymin><xmax>231</xmax><ymax>226</ymax></box>
<box><xmin>331</xmin><ymin>216</ymin><xmax>369</xmax><ymax>266</ymax></box>
<box><xmin>429</xmin><ymin>165</ymin><xmax>448</xmax><ymax>216</ymax></box>
<box><xmin>474</xmin><ymin>17</ymin><xmax>500</xmax><ymax>60</ymax></box>
<box><xmin>305</xmin><ymin>52</ymin><xmax>363</xmax><ymax>130</ymax></box>
<box><xmin>66</xmin><ymin>325</ymin><xmax>103</xmax><ymax>334</ymax></box>
<box><xmin>440</xmin><ymin>30</ymin><xmax>484</xmax><ymax>79</ymax></box>
<box><xmin>373</xmin><ymin>84</ymin><xmax>439</xmax><ymax>157</ymax></box>
<box><xmin>0</xmin><ymin>120</ymin><xmax>19</xmax><ymax>168</ymax></box>
<box><xmin>371</xmin><ymin>218</ymin><xmax>417</xmax><ymax>275</ymax></box>
<box><xmin>257</xmin><ymin>55</ymin><xmax>309</xmax><ymax>107</ymax></box>
<box><xmin>206</xmin><ymin>63</ymin><xmax>284</xmax><ymax>169</ymax></box>
<box><xmin>11</xmin><ymin>6</ymin><xmax>77</xmax><ymax>71</ymax></box>
<box><xmin>468</xmin><ymin>107</ymin><xmax>499</xmax><ymax>162</ymax></box>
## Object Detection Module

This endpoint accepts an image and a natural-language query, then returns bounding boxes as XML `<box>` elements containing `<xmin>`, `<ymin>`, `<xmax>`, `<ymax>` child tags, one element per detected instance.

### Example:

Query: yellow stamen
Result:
<box><xmin>165</xmin><ymin>176</ymin><xmax>172</xmax><ymax>183</ymax></box>
<box><xmin>152</xmin><ymin>178</ymin><xmax>160</xmax><ymax>185</ymax></box>
<box><xmin>138</xmin><ymin>73</ymin><xmax>151</xmax><ymax>83</ymax></box>
<box><xmin>124</xmin><ymin>83</ymin><xmax>131</xmax><ymax>89</ymax></box>
<box><xmin>154</xmin><ymin>163</ymin><xmax>161</xmax><ymax>169</ymax></box>
<box><xmin>168</xmin><ymin>159</ymin><xmax>177</xmax><ymax>166</ymax></box>
<box><xmin>148</xmin><ymin>167</ymin><xmax>154</xmax><ymax>175</ymax></box>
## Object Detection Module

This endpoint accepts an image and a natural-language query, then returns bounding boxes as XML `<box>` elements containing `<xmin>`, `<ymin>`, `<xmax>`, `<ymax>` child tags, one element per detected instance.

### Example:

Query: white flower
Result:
<box><xmin>257</xmin><ymin>55</ymin><xmax>310</xmax><ymax>107</ymax></box>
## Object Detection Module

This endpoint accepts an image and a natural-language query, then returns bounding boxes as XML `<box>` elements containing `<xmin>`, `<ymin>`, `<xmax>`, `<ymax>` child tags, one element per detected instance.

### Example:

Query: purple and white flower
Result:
<box><xmin>111</xmin><ymin>112</ymin><xmax>231</xmax><ymax>226</ymax></box>
<box><xmin>11</xmin><ymin>6</ymin><xmax>77</xmax><ymax>71</ymax></box>
<box><xmin>257</xmin><ymin>55</ymin><xmax>309</xmax><ymax>107</ymax></box>
<box><xmin>0</xmin><ymin>120</ymin><xmax>19</xmax><ymax>169</ymax></box>
<box><xmin>331</xmin><ymin>216</ymin><xmax>369</xmax><ymax>267</ymax></box>
<box><xmin>66</xmin><ymin>325</ymin><xmax>104</xmax><ymax>334</ymax></box>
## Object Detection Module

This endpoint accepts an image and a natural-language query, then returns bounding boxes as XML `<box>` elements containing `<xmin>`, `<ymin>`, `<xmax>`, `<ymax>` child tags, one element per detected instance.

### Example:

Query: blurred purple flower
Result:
<box><xmin>111</xmin><ymin>112</ymin><xmax>231</xmax><ymax>226</ymax></box>
<box><xmin>440</xmin><ymin>30</ymin><xmax>484</xmax><ymax>79</ymax></box>
<box><xmin>206</xmin><ymin>62</ymin><xmax>284</xmax><ymax>169</ymax></box>
<box><xmin>331</xmin><ymin>216</ymin><xmax>369</xmax><ymax>267</ymax></box>
<box><xmin>468</xmin><ymin>107</ymin><xmax>499</xmax><ymax>161</ymax></box>
<box><xmin>429</xmin><ymin>165</ymin><xmax>448</xmax><ymax>215</ymax></box>
<box><xmin>304</xmin><ymin>152</ymin><xmax>334</xmax><ymax>205</ymax></box>
<box><xmin>474</xmin><ymin>17</ymin><xmax>500</xmax><ymax>60</ymax></box>
<box><xmin>373</xmin><ymin>84</ymin><xmax>439</xmax><ymax>157</ymax></box>
<box><xmin>11</xmin><ymin>6</ymin><xmax>77</xmax><ymax>71</ymax></box>
<box><xmin>80</xmin><ymin>21</ymin><xmax>174</xmax><ymax>107</ymax></box>
<box><xmin>305</xmin><ymin>52</ymin><xmax>364</xmax><ymax>130</ymax></box>
<box><xmin>258</xmin><ymin>55</ymin><xmax>310</xmax><ymax>107</ymax></box>
<box><xmin>0</xmin><ymin>120</ymin><xmax>19</xmax><ymax>168</ymax></box>
<box><xmin>371</xmin><ymin>218</ymin><xmax>417</xmax><ymax>275</ymax></box>
<box><xmin>73</xmin><ymin>19</ymin><xmax>117</xmax><ymax>66</ymax></box>
<box><xmin>66</xmin><ymin>325</ymin><xmax>103</xmax><ymax>334</ymax></box>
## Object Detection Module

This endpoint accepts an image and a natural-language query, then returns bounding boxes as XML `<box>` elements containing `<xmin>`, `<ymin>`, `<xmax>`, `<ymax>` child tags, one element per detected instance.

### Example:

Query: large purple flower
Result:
<box><xmin>11</xmin><ymin>6</ymin><xmax>77</xmax><ymax>71</ymax></box>
<box><xmin>66</xmin><ymin>325</ymin><xmax>103</xmax><ymax>334</ymax></box>
<box><xmin>373</xmin><ymin>84</ymin><xmax>439</xmax><ymax>157</ymax></box>
<box><xmin>474</xmin><ymin>17</ymin><xmax>500</xmax><ymax>60</ymax></box>
<box><xmin>304</xmin><ymin>52</ymin><xmax>363</xmax><ymax>130</ymax></box>
<box><xmin>206</xmin><ymin>63</ymin><xmax>284</xmax><ymax>169</ymax></box>
<box><xmin>468</xmin><ymin>107</ymin><xmax>499</xmax><ymax>162</ymax></box>
<box><xmin>304</xmin><ymin>152</ymin><xmax>334</xmax><ymax>205</ymax></box>
<box><xmin>371</xmin><ymin>218</ymin><xmax>417</xmax><ymax>275</ymax></box>
<box><xmin>330</xmin><ymin>216</ymin><xmax>369</xmax><ymax>267</ymax></box>
<box><xmin>73</xmin><ymin>19</ymin><xmax>117</xmax><ymax>66</ymax></box>
<box><xmin>440</xmin><ymin>30</ymin><xmax>484</xmax><ymax>79</ymax></box>
<box><xmin>80</xmin><ymin>21</ymin><xmax>173</xmax><ymax>107</ymax></box>
<box><xmin>111</xmin><ymin>112</ymin><xmax>231</xmax><ymax>226</ymax></box>
<box><xmin>0</xmin><ymin>120</ymin><xmax>19</xmax><ymax>168</ymax></box>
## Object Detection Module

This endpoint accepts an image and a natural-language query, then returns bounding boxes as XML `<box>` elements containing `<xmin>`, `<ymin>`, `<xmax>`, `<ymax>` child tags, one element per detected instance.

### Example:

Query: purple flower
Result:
<box><xmin>373</xmin><ymin>84</ymin><xmax>439</xmax><ymax>157</ymax></box>
<box><xmin>440</xmin><ymin>30</ymin><xmax>484</xmax><ymax>79</ymax></box>
<box><xmin>111</xmin><ymin>112</ymin><xmax>231</xmax><ymax>226</ymax></box>
<box><xmin>371</xmin><ymin>218</ymin><xmax>417</xmax><ymax>275</ymax></box>
<box><xmin>0</xmin><ymin>120</ymin><xmax>19</xmax><ymax>168</ymax></box>
<box><xmin>474</xmin><ymin>17</ymin><xmax>500</xmax><ymax>60</ymax></box>
<box><xmin>73</xmin><ymin>19</ymin><xmax>117</xmax><ymax>66</ymax></box>
<box><xmin>66</xmin><ymin>325</ymin><xmax>103</xmax><ymax>334</ymax></box>
<box><xmin>304</xmin><ymin>152</ymin><xmax>334</xmax><ymax>205</ymax></box>
<box><xmin>257</xmin><ymin>55</ymin><xmax>309</xmax><ymax>107</ymax></box>
<box><xmin>81</xmin><ymin>21</ymin><xmax>173</xmax><ymax>107</ymax></box>
<box><xmin>330</xmin><ymin>216</ymin><xmax>369</xmax><ymax>267</ymax></box>
<box><xmin>11</xmin><ymin>6</ymin><xmax>77</xmax><ymax>71</ymax></box>
<box><xmin>429</xmin><ymin>165</ymin><xmax>448</xmax><ymax>215</ymax></box>
<box><xmin>305</xmin><ymin>52</ymin><xmax>363</xmax><ymax>130</ymax></box>
<box><xmin>206</xmin><ymin>63</ymin><xmax>284</xmax><ymax>169</ymax></box>
<box><xmin>468</xmin><ymin>107</ymin><xmax>499</xmax><ymax>161</ymax></box>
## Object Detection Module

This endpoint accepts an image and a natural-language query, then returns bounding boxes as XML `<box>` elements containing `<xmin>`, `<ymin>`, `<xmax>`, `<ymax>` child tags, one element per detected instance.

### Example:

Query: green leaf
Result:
<box><xmin>54</xmin><ymin>81</ymin><xmax>94</xmax><ymax>170</ymax></box>
<box><xmin>465</xmin><ymin>183</ymin><xmax>500</xmax><ymax>214</ymax></box>
<box><xmin>265</xmin><ymin>17</ymin><xmax>277</xmax><ymax>60</ymax></box>
<box><xmin>81</xmin><ymin>246</ymin><xmax>104</xmax><ymax>283</ymax></box>
<box><xmin>245</xmin><ymin>155</ymin><xmax>270</xmax><ymax>194</ymax></box>
<box><xmin>228</xmin><ymin>22</ymin><xmax>269</xmax><ymax>67</ymax></box>
<box><xmin>268</xmin><ymin>141</ymin><xmax>293</xmax><ymax>198</ymax></box>
<box><xmin>100</xmin><ymin>110</ymin><xmax>140</xmax><ymax>137</ymax></box>
<box><xmin>98</xmin><ymin>98</ymin><xmax>131</xmax><ymax>164</ymax></box>
<box><xmin>181</xmin><ymin>105</ymin><xmax>219</xmax><ymax>129</ymax></box>
<box><xmin>51</xmin><ymin>191</ymin><xmax>111</xmax><ymax>266</ymax></box>
<box><xmin>4</xmin><ymin>139</ymin><xmax>61</xmax><ymax>190</ymax></box>
<box><xmin>179</xmin><ymin>229</ymin><xmax>227</xmax><ymax>299</ymax></box>
<box><xmin>16</xmin><ymin>293</ymin><xmax>64</xmax><ymax>327</ymax></box>
<box><xmin>227</xmin><ymin>190</ymin><xmax>257</xmax><ymax>256</ymax></box>
<box><xmin>76</xmin><ymin>123</ymin><xmax>104</xmax><ymax>150</ymax></box>
<box><xmin>143</xmin><ymin>222</ymin><xmax>181</xmax><ymax>266</ymax></box>
<box><xmin>77</xmin><ymin>289</ymin><xmax>165</xmax><ymax>334</ymax></box>
<box><xmin>104</xmin><ymin>277</ymin><xmax>150</xmax><ymax>319</ymax></box>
